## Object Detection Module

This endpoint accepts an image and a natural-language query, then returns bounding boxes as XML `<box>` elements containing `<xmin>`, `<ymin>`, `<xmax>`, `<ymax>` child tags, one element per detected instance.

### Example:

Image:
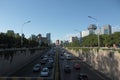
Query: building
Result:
<box><xmin>42</xmin><ymin>37</ymin><xmax>48</xmax><ymax>44</ymax></box>
<box><xmin>37</xmin><ymin>34</ymin><xmax>42</xmax><ymax>46</ymax></box>
<box><xmin>56</xmin><ymin>40</ymin><xmax>59</xmax><ymax>45</ymax></box>
<box><xmin>88</xmin><ymin>24</ymin><xmax>97</xmax><ymax>34</ymax></box>
<box><xmin>81</xmin><ymin>30</ymin><xmax>89</xmax><ymax>37</ymax></box>
<box><xmin>103</xmin><ymin>25</ymin><xmax>112</xmax><ymax>35</ymax></box>
<box><xmin>6</xmin><ymin>30</ymin><xmax>15</xmax><ymax>37</ymax></box>
<box><xmin>36</xmin><ymin>33</ymin><xmax>51</xmax><ymax>46</ymax></box>
<box><xmin>31</xmin><ymin>34</ymin><xmax>37</xmax><ymax>40</ymax></box>
<box><xmin>46</xmin><ymin>33</ymin><xmax>51</xmax><ymax>45</ymax></box>
<box><xmin>69</xmin><ymin>36</ymin><xmax>78</xmax><ymax>43</ymax></box>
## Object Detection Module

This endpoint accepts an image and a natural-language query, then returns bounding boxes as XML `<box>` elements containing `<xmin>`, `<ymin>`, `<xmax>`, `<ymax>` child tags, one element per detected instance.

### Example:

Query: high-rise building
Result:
<box><xmin>103</xmin><ymin>25</ymin><xmax>112</xmax><ymax>35</ymax></box>
<box><xmin>46</xmin><ymin>33</ymin><xmax>51</xmax><ymax>45</ymax></box>
<box><xmin>69</xmin><ymin>36</ymin><xmax>78</xmax><ymax>43</ymax></box>
<box><xmin>37</xmin><ymin>34</ymin><xmax>42</xmax><ymax>46</ymax></box>
<box><xmin>81</xmin><ymin>30</ymin><xmax>89</xmax><ymax>37</ymax></box>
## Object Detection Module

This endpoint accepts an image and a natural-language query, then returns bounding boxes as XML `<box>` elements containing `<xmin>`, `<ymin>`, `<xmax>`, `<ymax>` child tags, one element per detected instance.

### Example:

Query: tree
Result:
<box><xmin>6</xmin><ymin>30</ymin><xmax>15</xmax><ymax>37</ymax></box>
<box><xmin>81</xmin><ymin>34</ymin><xmax>98</xmax><ymax>47</ymax></box>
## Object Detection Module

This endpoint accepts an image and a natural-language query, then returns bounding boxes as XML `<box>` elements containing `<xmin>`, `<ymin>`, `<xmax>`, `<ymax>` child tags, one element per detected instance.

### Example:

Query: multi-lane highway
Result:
<box><xmin>59</xmin><ymin>48</ymin><xmax>111</xmax><ymax>80</ymax></box>
<box><xmin>8</xmin><ymin>48</ymin><xmax>56</xmax><ymax>80</ymax></box>
<box><xmin>1</xmin><ymin>47</ymin><xmax>111</xmax><ymax>80</ymax></box>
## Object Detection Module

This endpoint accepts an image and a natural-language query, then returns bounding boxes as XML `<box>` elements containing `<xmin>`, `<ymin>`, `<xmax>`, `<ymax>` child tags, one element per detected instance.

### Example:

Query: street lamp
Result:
<box><xmin>21</xmin><ymin>20</ymin><xmax>31</xmax><ymax>47</ymax></box>
<box><xmin>88</xmin><ymin>16</ymin><xmax>100</xmax><ymax>47</ymax></box>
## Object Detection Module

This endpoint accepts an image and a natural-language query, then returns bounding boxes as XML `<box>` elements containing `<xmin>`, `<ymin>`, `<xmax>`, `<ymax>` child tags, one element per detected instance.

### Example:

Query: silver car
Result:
<box><xmin>33</xmin><ymin>64</ymin><xmax>41</xmax><ymax>72</ymax></box>
<box><xmin>40</xmin><ymin>67</ymin><xmax>49</xmax><ymax>77</ymax></box>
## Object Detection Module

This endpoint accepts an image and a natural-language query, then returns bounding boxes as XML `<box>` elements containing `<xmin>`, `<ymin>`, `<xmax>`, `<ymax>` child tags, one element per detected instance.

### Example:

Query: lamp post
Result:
<box><xmin>88</xmin><ymin>16</ymin><xmax>100</xmax><ymax>47</ymax></box>
<box><xmin>21</xmin><ymin>20</ymin><xmax>31</xmax><ymax>47</ymax></box>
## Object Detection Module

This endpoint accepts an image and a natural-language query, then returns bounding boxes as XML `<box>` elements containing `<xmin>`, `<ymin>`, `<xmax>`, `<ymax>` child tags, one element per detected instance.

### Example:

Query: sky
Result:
<box><xmin>0</xmin><ymin>0</ymin><xmax>120</xmax><ymax>42</ymax></box>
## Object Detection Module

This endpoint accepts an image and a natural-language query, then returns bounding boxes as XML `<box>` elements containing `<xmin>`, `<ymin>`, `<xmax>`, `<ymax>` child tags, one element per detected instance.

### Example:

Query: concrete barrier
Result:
<box><xmin>66</xmin><ymin>48</ymin><xmax>120</xmax><ymax>80</ymax></box>
<box><xmin>0</xmin><ymin>49</ymin><xmax>48</xmax><ymax>76</ymax></box>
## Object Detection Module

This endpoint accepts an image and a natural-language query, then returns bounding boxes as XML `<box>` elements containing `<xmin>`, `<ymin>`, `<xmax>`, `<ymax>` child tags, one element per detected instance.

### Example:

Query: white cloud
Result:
<box><xmin>112</xmin><ymin>25</ymin><xmax>120</xmax><ymax>33</ymax></box>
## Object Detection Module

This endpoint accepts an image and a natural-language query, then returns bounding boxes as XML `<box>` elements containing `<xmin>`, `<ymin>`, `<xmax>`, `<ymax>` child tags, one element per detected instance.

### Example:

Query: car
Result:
<box><xmin>40</xmin><ymin>67</ymin><xmax>49</xmax><ymax>77</ymax></box>
<box><xmin>48</xmin><ymin>58</ymin><xmax>54</xmax><ymax>63</ymax></box>
<box><xmin>62</xmin><ymin>50</ymin><xmax>65</xmax><ymax>53</ymax></box>
<box><xmin>43</xmin><ymin>57</ymin><xmax>48</xmax><ymax>61</ymax></box>
<box><xmin>44</xmin><ymin>55</ymin><xmax>48</xmax><ymax>58</ymax></box>
<box><xmin>64</xmin><ymin>64</ymin><xmax>71</xmax><ymax>73</ymax></box>
<box><xmin>46</xmin><ymin>63</ymin><xmax>53</xmax><ymax>69</ymax></box>
<box><xmin>40</xmin><ymin>56</ymin><xmax>44</xmax><ymax>59</ymax></box>
<box><xmin>64</xmin><ymin>52</ymin><xmax>67</xmax><ymax>56</ymax></box>
<box><xmin>40</xmin><ymin>59</ymin><xmax>46</xmax><ymax>64</ymax></box>
<box><xmin>33</xmin><ymin>64</ymin><xmax>41</xmax><ymax>72</ymax></box>
<box><xmin>60</xmin><ymin>56</ymin><xmax>64</xmax><ymax>60</ymax></box>
<box><xmin>60</xmin><ymin>53</ymin><xmax>64</xmax><ymax>56</ymax></box>
<box><xmin>66</xmin><ymin>55</ymin><xmax>72</xmax><ymax>60</ymax></box>
<box><xmin>74</xmin><ymin>63</ymin><xmax>80</xmax><ymax>69</ymax></box>
<box><xmin>78</xmin><ymin>73</ymin><xmax>88</xmax><ymax>80</ymax></box>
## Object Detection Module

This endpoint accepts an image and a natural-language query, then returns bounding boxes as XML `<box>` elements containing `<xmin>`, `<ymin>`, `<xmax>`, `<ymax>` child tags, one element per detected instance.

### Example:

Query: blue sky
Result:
<box><xmin>0</xmin><ymin>0</ymin><xmax>120</xmax><ymax>42</ymax></box>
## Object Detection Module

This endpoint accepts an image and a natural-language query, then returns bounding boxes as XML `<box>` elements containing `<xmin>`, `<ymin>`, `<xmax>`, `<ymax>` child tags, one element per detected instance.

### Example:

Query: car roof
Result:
<box><xmin>35</xmin><ymin>64</ymin><xmax>41</xmax><ymax>66</ymax></box>
<box><xmin>79</xmin><ymin>73</ymin><xmax>87</xmax><ymax>76</ymax></box>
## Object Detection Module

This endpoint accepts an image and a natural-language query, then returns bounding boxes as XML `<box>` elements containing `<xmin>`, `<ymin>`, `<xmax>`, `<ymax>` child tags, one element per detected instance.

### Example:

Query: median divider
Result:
<box><xmin>54</xmin><ymin>47</ymin><xmax>60</xmax><ymax>80</ymax></box>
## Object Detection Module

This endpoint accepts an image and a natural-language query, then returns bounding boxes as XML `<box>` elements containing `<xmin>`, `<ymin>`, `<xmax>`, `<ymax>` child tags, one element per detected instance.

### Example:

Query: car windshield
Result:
<box><xmin>42</xmin><ymin>68</ymin><xmax>48</xmax><ymax>72</ymax></box>
<box><xmin>35</xmin><ymin>66</ymin><xmax>40</xmax><ymax>68</ymax></box>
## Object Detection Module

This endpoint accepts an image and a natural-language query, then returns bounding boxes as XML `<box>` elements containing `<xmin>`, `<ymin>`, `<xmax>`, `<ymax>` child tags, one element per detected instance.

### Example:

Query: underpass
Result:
<box><xmin>8</xmin><ymin>48</ymin><xmax>55</xmax><ymax>80</ymax></box>
<box><xmin>59</xmin><ymin>48</ymin><xmax>111</xmax><ymax>80</ymax></box>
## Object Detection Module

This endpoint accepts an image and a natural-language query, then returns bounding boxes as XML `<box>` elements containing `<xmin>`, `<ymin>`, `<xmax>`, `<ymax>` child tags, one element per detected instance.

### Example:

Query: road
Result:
<box><xmin>8</xmin><ymin>48</ymin><xmax>56</xmax><ymax>80</ymax></box>
<box><xmin>59</xmin><ymin>48</ymin><xmax>111</xmax><ymax>80</ymax></box>
<box><xmin>0</xmin><ymin>47</ymin><xmax>111</xmax><ymax>80</ymax></box>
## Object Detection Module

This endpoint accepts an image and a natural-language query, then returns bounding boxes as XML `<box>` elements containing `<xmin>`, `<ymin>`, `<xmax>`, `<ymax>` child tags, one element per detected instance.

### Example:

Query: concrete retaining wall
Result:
<box><xmin>0</xmin><ymin>49</ymin><xmax>47</xmax><ymax>76</ymax></box>
<box><xmin>66</xmin><ymin>48</ymin><xmax>120</xmax><ymax>80</ymax></box>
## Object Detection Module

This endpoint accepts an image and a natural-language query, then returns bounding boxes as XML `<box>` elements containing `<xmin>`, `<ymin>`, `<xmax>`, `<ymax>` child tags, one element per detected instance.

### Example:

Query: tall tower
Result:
<box><xmin>46</xmin><ymin>33</ymin><xmax>51</xmax><ymax>45</ymax></box>
<box><xmin>37</xmin><ymin>34</ymin><xmax>42</xmax><ymax>46</ymax></box>
<box><xmin>88</xmin><ymin>24</ymin><xmax>97</xmax><ymax>34</ymax></box>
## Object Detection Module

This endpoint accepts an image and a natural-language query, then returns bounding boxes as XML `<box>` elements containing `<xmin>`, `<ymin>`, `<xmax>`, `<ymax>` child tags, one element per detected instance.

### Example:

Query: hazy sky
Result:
<box><xmin>0</xmin><ymin>0</ymin><xmax>120</xmax><ymax>42</ymax></box>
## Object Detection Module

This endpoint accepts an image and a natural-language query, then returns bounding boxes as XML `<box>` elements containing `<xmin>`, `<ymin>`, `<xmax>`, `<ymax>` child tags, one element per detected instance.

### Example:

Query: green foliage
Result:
<box><xmin>81</xmin><ymin>34</ymin><xmax>98</xmax><ymax>47</ymax></box>
<box><xmin>82</xmin><ymin>48</ymin><xmax>90</xmax><ymax>52</ymax></box>
<box><xmin>71</xmin><ymin>47</ymin><xmax>80</xmax><ymax>52</ymax></box>
<box><xmin>118</xmin><ymin>49</ymin><xmax>120</xmax><ymax>53</ymax></box>
<box><xmin>81</xmin><ymin>32</ymin><xmax>120</xmax><ymax>47</ymax></box>
<box><xmin>65</xmin><ymin>40</ymin><xmax>80</xmax><ymax>47</ymax></box>
<box><xmin>0</xmin><ymin>32</ymin><xmax>40</xmax><ymax>48</ymax></box>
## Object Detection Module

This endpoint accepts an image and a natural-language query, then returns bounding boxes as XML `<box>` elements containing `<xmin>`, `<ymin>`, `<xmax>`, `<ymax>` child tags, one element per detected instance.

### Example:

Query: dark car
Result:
<box><xmin>46</xmin><ymin>63</ymin><xmax>53</xmax><ymax>69</ymax></box>
<box><xmin>78</xmin><ymin>73</ymin><xmax>88</xmax><ymax>80</ymax></box>
<box><xmin>40</xmin><ymin>59</ymin><xmax>46</xmax><ymax>64</ymax></box>
<box><xmin>64</xmin><ymin>64</ymin><xmax>71</xmax><ymax>73</ymax></box>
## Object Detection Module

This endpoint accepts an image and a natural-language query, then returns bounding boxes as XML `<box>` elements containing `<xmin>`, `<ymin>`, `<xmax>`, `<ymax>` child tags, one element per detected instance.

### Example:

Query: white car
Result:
<box><xmin>40</xmin><ymin>67</ymin><xmax>49</xmax><ymax>77</ymax></box>
<box><xmin>66</xmin><ymin>54</ymin><xmax>72</xmax><ymax>60</ymax></box>
<box><xmin>48</xmin><ymin>58</ymin><xmax>54</xmax><ymax>63</ymax></box>
<box><xmin>64</xmin><ymin>52</ymin><xmax>67</xmax><ymax>56</ymax></box>
<box><xmin>33</xmin><ymin>64</ymin><xmax>41</xmax><ymax>72</ymax></box>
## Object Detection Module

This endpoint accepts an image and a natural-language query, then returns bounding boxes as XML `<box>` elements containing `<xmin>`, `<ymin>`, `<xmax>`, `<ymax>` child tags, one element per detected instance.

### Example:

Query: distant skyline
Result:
<box><xmin>0</xmin><ymin>0</ymin><xmax>120</xmax><ymax>42</ymax></box>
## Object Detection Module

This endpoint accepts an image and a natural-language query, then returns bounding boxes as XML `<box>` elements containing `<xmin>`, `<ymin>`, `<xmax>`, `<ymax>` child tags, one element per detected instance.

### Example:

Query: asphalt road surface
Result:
<box><xmin>9</xmin><ymin>49</ymin><xmax>55</xmax><ymax>80</ymax></box>
<box><xmin>59</xmin><ymin>49</ymin><xmax>111</xmax><ymax>80</ymax></box>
